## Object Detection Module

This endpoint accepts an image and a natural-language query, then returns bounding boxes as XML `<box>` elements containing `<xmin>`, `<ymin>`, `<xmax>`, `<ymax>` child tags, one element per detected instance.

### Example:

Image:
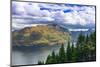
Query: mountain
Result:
<box><xmin>12</xmin><ymin>25</ymin><xmax>71</xmax><ymax>46</ymax></box>
<box><xmin>57</xmin><ymin>22</ymin><xmax>95</xmax><ymax>29</ymax></box>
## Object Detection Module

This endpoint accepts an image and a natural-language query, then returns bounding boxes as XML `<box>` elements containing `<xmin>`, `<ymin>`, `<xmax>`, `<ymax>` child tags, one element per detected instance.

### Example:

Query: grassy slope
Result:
<box><xmin>12</xmin><ymin>25</ymin><xmax>71</xmax><ymax>46</ymax></box>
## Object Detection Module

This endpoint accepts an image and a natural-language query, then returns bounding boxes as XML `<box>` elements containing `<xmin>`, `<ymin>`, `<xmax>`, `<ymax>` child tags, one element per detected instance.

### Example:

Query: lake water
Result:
<box><xmin>12</xmin><ymin>29</ymin><xmax>94</xmax><ymax>66</ymax></box>
<box><xmin>12</xmin><ymin>44</ymin><xmax>63</xmax><ymax>65</ymax></box>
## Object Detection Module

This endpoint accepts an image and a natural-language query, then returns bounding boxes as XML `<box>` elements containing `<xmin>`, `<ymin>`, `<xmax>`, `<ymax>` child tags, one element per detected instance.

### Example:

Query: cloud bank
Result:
<box><xmin>12</xmin><ymin>1</ymin><xmax>95</xmax><ymax>31</ymax></box>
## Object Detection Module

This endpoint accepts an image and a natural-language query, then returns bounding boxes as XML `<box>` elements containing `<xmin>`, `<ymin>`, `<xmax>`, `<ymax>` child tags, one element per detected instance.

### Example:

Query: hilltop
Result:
<box><xmin>12</xmin><ymin>25</ymin><xmax>71</xmax><ymax>46</ymax></box>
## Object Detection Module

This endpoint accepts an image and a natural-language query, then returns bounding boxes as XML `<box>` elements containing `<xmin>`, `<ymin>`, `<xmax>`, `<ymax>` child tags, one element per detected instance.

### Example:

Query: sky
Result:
<box><xmin>12</xmin><ymin>1</ymin><xmax>95</xmax><ymax>31</ymax></box>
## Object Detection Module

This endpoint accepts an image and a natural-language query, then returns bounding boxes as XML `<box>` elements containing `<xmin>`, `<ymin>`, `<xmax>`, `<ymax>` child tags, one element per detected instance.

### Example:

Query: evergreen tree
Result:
<box><xmin>75</xmin><ymin>43</ymin><xmax>83</xmax><ymax>62</ymax></box>
<box><xmin>77</xmin><ymin>32</ymin><xmax>85</xmax><ymax>44</ymax></box>
<box><xmin>45</xmin><ymin>55</ymin><xmax>52</xmax><ymax>64</ymax></box>
<box><xmin>71</xmin><ymin>43</ymin><xmax>77</xmax><ymax>62</ymax></box>
<box><xmin>85</xmin><ymin>34</ymin><xmax>89</xmax><ymax>44</ymax></box>
<box><xmin>58</xmin><ymin>43</ymin><xmax>66</xmax><ymax>63</ymax></box>
<box><xmin>51</xmin><ymin>51</ymin><xmax>57</xmax><ymax>64</ymax></box>
<box><xmin>66</xmin><ymin>42</ymin><xmax>72</xmax><ymax>62</ymax></box>
<box><xmin>42</xmin><ymin>31</ymin><xmax>96</xmax><ymax>64</ymax></box>
<box><xmin>38</xmin><ymin>61</ymin><xmax>44</xmax><ymax>65</ymax></box>
<box><xmin>45</xmin><ymin>51</ymin><xmax>57</xmax><ymax>64</ymax></box>
<box><xmin>55</xmin><ymin>54</ymin><xmax>60</xmax><ymax>63</ymax></box>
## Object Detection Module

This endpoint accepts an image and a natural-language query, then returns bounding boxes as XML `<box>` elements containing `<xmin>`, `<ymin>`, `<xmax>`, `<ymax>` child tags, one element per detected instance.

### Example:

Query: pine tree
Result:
<box><xmin>77</xmin><ymin>32</ymin><xmax>85</xmax><ymax>45</ymax></box>
<box><xmin>51</xmin><ymin>51</ymin><xmax>57</xmax><ymax>64</ymax></box>
<box><xmin>66</xmin><ymin>41</ymin><xmax>72</xmax><ymax>62</ymax></box>
<box><xmin>45</xmin><ymin>55</ymin><xmax>52</xmax><ymax>64</ymax></box>
<box><xmin>45</xmin><ymin>51</ymin><xmax>57</xmax><ymax>64</ymax></box>
<box><xmin>55</xmin><ymin>54</ymin><xmax>60</xmax><ymax>63</ymax></box>
<box><xmin>44</xmin><ymin>31</ymin><xmax>96</xmax><ymax>64</ymax></box>
<box><xmin>71</xmin><ymin>43</ymin><xmax>77</xmax><ymax>62</ymax></box>
<box><xmin>75</xmin><ymin>43</ymin><xmax>83</xmax><ymax>62</ymax></box>
<box><xmin>38</xmin><ymin>61</ymin><xmax>44</xmax><ymax>65</ymax></box>
<box><xmin>87</xmin><ymin>31</ymin><xmax>96</xmax><ymax>61</ymax></box>
<box><xmin>58</xmin><ymin>43</ymin><xmax>66</xmax><ymax>63</ymax></box>
<box><xmin>85</xmin><ymin>34</ymin><xmax>89</xmax><ymax>44</ymax></box>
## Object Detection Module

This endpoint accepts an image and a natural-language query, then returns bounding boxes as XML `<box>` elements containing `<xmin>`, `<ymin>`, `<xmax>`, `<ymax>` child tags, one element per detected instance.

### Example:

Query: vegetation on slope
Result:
<box><xmin>38</xmin><ymin>31</ymin><xmax>96</xmax><ymax>64</ymax></box>
<box><xmin>12</xmin><ymin>25</ymin><xmax>71</xmax><ymax>46</ymax></box>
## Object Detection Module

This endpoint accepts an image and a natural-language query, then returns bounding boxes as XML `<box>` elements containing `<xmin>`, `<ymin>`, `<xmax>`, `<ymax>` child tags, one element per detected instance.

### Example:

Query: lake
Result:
<box><xmin>12</xmin><ymin>44</ymin><xmax>62</xmax><ymax>65</ymax></box>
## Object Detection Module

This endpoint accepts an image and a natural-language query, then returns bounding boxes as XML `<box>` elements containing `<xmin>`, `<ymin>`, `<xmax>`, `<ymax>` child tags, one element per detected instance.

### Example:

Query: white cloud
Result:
<box><xmin>12</xmin><ymin>2</ymin><xmax>54</xmax><ymax>17</ymax></box>
<box><xmin>12</xmin><ymin>1</ymin><xmax>95</xmax><ymax>31</ymax></box>
<box><xmin>62</xmin><ymin>6</ymin><xmax>95</xmax><ymax>26</ymax></box>
<box><xmin>12</xmin><ymin>2</ymin><xmax>27</xmax><ymax>15</ymax></box>
<box><xmin>12</xmin><ymin>15</ymin><xmax>54</xmax><ymax>30</ymax></box>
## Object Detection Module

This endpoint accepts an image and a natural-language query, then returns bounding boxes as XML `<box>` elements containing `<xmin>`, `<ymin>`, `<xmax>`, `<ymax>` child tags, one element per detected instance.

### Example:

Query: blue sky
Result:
<box><xmin>12</xmin><ymin>1</ymin><xmax>95</xmax><ymax>30</ymax></box>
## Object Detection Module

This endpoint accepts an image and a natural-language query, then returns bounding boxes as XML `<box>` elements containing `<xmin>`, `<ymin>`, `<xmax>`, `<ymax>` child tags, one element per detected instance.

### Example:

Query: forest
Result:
<box><xmin>38</xmin><ymin>31</ymin><xmax>96</xmax><ymax>65</ymax></box>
